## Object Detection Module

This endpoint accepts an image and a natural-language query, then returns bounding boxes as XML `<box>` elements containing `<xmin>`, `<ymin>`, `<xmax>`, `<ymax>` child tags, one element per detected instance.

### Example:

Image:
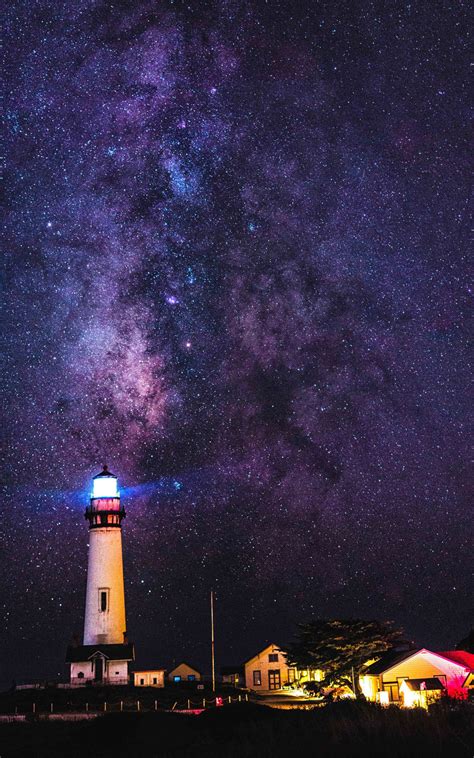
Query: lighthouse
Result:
<box><xmin>84</xmin><ymin>466</ymin><xmax>126</xmax><ymax>645</ymax></box>
<box><xmin>66</xmin><ymin>467</ymin><xmax>134</xmax><ymax>686</ymax></box>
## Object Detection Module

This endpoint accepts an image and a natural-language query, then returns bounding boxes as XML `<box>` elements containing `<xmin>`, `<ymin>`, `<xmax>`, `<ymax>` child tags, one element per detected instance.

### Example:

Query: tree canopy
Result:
<box><xmin>285</xmin><ymin>618</ymin><xmax>404</xmax><ymax>695</ymax></box>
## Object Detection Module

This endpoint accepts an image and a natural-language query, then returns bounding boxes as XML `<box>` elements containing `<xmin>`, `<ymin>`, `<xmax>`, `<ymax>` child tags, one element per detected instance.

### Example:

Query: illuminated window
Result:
<box><xmin>253</xmin><ymin>670</ymin><xmax>261</xmax><ymax>686</ymax></box>
<box><xmin>174</xmin><ymin>675</ymin><xmax>181</xmax><ymax>682</ymax></box>
<box><xmin>188</xmin><ymin>675</ymin><xmax>196</xmax><ymax>681</ymax></box>
<box><xmin>269</xmin><ymin>653</ymin><xmax>278</xmax><ymax>662</ymax></box>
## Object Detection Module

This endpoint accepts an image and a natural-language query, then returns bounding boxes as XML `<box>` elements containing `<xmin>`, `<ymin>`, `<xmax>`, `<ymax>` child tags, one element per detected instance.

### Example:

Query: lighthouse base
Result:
<box><xmin>66</xmin><ymin>643</ymin><xmax>135</xmax><ymax>687</ymax></box>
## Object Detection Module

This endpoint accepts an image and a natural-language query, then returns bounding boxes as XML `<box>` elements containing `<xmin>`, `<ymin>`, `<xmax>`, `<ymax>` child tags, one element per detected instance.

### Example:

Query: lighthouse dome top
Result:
<box><xmin>92</xmin><ymin>465</ymin><xmax>119</xmax><ymax>498</ymax></box>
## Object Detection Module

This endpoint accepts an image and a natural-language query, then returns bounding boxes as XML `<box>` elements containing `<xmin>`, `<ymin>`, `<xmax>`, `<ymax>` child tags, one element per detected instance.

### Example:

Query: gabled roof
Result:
<box><xmin>66</xmin><ymin>643</ymin><xmax>135</xmax><ymax>663</ymax></box>
<box><xmin>439</xmin><ymin>651</ymin><xmax>474</xmax><ymax>670</ymax></box>
<box><xmin>168</xmin><ymin>661</ymin><xmax>201</xmax><ymax>675</ymax></box>
<box><xmin>363</xmin><ymin>648</ymin><xmax>418</xmax><ymax>675</ymax></box>
<box><xmin>364</xmin><ymin>648</ymin><xmax>471</xmax><ymax>677</ymax></box>
<box><xmin>243</xmin><ymin>643</ymin><xmax>285</xmax><ymax>666</ymax></box>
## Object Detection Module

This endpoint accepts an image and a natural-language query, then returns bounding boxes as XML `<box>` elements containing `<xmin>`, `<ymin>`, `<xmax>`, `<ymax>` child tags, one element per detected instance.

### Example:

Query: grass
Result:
<box><xmin>0</xmin><ymin>683</ymin><xmax>235</xmax><ymax>713</ymax></box>
<box><xmin>0</xmin><ymin>699</ymin><xmax>473</xmax><ymax>757</ymax></box>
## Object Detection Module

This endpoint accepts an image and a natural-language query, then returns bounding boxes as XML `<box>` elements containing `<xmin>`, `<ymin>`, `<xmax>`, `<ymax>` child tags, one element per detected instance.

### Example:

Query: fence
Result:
<box><xmin>1</xmin><ymin>694</ymin><xmax>250</xmax><ymax>718</ymax></box>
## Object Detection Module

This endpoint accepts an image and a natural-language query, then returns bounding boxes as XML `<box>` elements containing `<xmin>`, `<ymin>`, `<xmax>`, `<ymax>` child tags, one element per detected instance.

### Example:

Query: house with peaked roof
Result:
<box><xmin>168</xmin><ymin>662</ymin><xmax>201</xmax><ymax>682</ymax></box>
<box><xmin>244</xmin><ymin>643</ymin><xmax>323</xmax><ymax>693</ymax></box>
<box><xmin>359</xmin><ymin>648</ymin><xmax>474</xmax><ymax>706</ymax></box>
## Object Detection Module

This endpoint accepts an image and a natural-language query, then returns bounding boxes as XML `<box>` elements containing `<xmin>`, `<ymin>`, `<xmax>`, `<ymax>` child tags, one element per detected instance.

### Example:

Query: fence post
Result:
<box><xmin>187</xmin><ymin>699</ymin><xmax>190</xmax><ymax>710</ymax></box>
<box><xmin>32</xmin><ymin>703</ymin><xmax>36</xmax><ymax>714</ymax></box>
<box><xmin>228</xmin><ymin>696</ymin><xmax>231</xmax><ymax>704</ymax></box>
<box><xmin>104</xmin><ymin>702</ymin><xmax>107</xmax><ymax>712</ymax></box>
<box><xmin>155</xmin><ymin>700</ymin><xmax>158</xmax><ymax>711</ymax></box>
<box><xmin>86</xmin><ymin>702</ymin><xmax>89</xmax><ymax>712</ymax></box>
<box><xmin>50</xmin><ymin>703</ymin><xmax>54</xmax><ymax>713</ymax></box>
<box><xmin>245</xmin><ymin>694</ymin><xmax>249</xmax><ymax>701</ymax></box>
<box><xmin>120</xmin><ymin>701</ymin><xmax>123</xmax><ymax>712</ymax></box>
<box><xmin>202</xmin><ymin>698</ymin><xmax>206</xmax><ymax>708</ymax></box>
<box><xmin>137</xmin><ymin>700</ymin><xmax>140</xmax><ymax>712</ymax></box>
<box><xmin>238</xmin><ymin>695</ymin><xmax>241</xmax><ymax>702</ymax></box>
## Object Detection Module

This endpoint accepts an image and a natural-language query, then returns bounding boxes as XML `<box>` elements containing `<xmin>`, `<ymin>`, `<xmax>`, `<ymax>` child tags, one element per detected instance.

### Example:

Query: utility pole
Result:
<box><xmin>211</xmin><ymin>590</ymin><xmax>216</xmax><ymax>693</ymax></box>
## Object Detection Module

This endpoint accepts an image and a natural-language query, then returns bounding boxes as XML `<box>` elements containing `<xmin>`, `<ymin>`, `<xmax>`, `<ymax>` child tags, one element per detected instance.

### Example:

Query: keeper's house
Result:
<box><xmin>360</xmin><ymin>648</ymin><xmax>474</xmax><ymax>707</ymax></box>
<box><xmin>244</xmin><ymin>643</ymin><xmax>323</xmax><ymax>692</ymax></box>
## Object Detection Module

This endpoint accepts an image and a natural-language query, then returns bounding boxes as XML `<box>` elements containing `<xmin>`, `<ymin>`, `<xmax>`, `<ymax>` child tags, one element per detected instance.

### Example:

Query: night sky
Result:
<box><xmin>2</xmin><ymin>1</ymin><xmax>472</xmax><ymax>688</ymax></box>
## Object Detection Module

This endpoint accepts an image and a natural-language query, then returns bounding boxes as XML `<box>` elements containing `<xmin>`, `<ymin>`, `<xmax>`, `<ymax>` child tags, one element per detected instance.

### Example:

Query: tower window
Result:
<box><xmin>99</xmin><ymin>589</ymin><xmax>109</xmax><ymax>612</ymax></box>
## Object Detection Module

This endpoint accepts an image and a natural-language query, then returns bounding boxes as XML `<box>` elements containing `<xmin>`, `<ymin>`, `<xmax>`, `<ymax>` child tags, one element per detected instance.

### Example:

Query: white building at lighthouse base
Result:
<box><xmin>67</xmin><ymin>642</ymin><xmax>134</xmax><ymax>686</ymax></box>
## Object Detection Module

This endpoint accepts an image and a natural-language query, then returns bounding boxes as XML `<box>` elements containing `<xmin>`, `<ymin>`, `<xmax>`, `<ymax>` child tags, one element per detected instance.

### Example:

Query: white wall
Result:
<box><xmin>106</xmin><ymin>660</ymin><xmax>129</xmax><ymax>683</ymax></box>
<box><xmin>69</xmin><ymin>659</ymin><xmax>129</xmax><ymax>685</ymax></box>
<box><xmin>70</xmin><ymin>661</ymin><xmax>94</xmax><ymax>682</ymax></box>
<box><xmin>83</xmin><ymin>527</ymin><xmax>126</xmax><ymax>645</ymax></box>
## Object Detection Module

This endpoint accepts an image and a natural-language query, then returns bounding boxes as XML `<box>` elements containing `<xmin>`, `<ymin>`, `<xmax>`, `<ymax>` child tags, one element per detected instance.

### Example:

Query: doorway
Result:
<box><xmin>94</xmin><ymin>657</ymin><xmax>103</xmax><ymax>682</ymax></box>
<box><xmin>268</xmin><ymin>669</ymin><xmax>281</xmax><ymax>690</ymax></box>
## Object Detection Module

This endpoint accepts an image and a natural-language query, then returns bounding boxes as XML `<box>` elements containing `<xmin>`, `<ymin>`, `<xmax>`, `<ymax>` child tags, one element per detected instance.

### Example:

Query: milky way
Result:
<box><xmin>1</xmin><ymin>1</ymin><xmax>471</xmax><ymax>685</ymax></box>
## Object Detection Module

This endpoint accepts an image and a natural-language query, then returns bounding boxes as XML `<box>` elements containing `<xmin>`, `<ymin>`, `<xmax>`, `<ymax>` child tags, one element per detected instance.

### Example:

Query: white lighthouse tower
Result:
<box><xmin>66</xmin><ymin>466</ymin><xmax>134</xmax><ymax>686</ymax></box>
<box><xmin>84</xmin><ymin>466</ymin><xmax>126</xmax><ymax>645</ymax></box>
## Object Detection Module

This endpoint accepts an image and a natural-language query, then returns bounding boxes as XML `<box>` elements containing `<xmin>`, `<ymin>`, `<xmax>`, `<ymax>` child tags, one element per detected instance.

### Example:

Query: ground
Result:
<box><xmin>0</xmin><ymin>700</ymin><xmax>473</xmax><ymax>757</ymax></box>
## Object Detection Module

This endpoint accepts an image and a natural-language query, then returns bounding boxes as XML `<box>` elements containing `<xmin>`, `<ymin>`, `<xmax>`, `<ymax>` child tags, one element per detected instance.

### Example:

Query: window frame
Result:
<box><xmin>98</xmin><ymin>588</ymin><xmax>109</xmax><ymax>613</ymax></box>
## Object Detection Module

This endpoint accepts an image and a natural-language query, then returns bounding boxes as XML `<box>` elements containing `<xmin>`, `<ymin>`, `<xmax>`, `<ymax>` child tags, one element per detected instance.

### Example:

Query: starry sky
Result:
<box><xmin>1</xmin><ymin>0</ymin><xmax>472</xmax><ymax>687</ymax></box>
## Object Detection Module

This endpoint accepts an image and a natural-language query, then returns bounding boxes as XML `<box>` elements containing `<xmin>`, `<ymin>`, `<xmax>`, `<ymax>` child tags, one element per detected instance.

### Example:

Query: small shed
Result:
<box><xmin>168</xmin><ymin>662</ymin><xmax>201</xmax><ymax>682</ymax></box>
<box><xmin>133</xmin><ymin>670</ymin><xmax>165</xmax><ymax>688</ymax></box>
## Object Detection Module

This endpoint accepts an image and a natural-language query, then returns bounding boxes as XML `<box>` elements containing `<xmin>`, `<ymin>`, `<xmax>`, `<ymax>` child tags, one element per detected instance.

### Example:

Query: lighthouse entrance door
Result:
<box><xmin>94</xmin><ymin>657</ymin><xmax>103</xmax><ymax>682</ymax></box>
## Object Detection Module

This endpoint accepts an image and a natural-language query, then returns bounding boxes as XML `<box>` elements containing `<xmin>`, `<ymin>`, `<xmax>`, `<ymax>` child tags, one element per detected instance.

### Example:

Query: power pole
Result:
<box><xmin>211</xmin><ymin>590</ymin><xmax>216</xmax><ymax>693</ymax></box>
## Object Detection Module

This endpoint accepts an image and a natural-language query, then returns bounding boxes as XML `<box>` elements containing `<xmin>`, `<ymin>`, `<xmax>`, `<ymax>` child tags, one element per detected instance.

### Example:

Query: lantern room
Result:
<box><xmin>92</xmin><ymin>465</ymin><xmax>119</xmax><ymax>499</ymax></box>
<box><xmin>86</xmin><ymin>466</ymin><xmax>125</xmax><ymax>528</ymax></box>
